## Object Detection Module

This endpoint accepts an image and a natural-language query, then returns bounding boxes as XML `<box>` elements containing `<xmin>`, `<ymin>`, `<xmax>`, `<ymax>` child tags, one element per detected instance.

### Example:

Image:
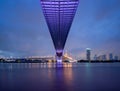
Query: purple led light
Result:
<box><xmin>40</xmin><ymin>0</ymin><xmax>79</xmax><ymax>62</ymax></box>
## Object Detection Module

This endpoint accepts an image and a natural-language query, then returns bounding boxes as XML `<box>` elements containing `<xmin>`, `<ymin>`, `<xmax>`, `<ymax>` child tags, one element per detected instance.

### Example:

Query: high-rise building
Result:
<box><xmin>40</xmin><ymin>0</ymin><xmax>79</xmax><ymax>62</ymax></box>
<box><xmin>86</xmin><ymin>48</ymin><xmax>91</xmax><ymax>61</ymax></box>
<box><xmin>109</xmin><ymin>53</ymin><xmax>113</xmax><ymax>60</ymax></box>
<box><xmin>114</xmin><ymin>56</ymin><xmax>118</xmax><ymax>61</ymax></box>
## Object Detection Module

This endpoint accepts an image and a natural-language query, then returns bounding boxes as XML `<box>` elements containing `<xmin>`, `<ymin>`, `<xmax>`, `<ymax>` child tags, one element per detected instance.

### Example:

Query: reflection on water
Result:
<box><xmin>0</xmin><ymin>63</ymin><xmax>120</xmax><ymax>91</ymax></box>
<box><xmin>0</xmin><ymin>63</ymin><xmax>75</xmax><ymax>70</ymax></box>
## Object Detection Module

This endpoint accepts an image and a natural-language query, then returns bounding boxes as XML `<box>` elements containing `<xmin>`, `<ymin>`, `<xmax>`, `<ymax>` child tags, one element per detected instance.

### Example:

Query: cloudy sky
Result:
<box><xmin>0</xmin><ymin>0</ymin><xmax>120</xmax><ymax>59</ymax></box>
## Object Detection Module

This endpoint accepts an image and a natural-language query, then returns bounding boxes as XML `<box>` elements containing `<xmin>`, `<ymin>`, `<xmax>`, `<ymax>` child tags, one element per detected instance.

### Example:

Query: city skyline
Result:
<box><xmin>0</xmin><ymin>0</ymin><xmax>120</xmax><ymax>59</ymax></box>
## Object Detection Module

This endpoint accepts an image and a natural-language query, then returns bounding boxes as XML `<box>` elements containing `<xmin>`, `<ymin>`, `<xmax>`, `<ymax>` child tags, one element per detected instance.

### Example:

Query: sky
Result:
<box><xmin>0</xmin><ymin>0</ymin><xmax>120</xmax><ymax>59</ymax></box>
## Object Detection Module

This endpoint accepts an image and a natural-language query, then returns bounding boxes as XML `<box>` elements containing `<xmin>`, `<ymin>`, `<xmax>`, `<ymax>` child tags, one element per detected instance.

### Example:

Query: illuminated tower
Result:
<box><xmin>86</xmin><ymin>48</ymin><xmax>91</xmax><ymax>61</ymax></box>
<box><xmin>40</xmin><ymin>0</ymin><xmax>79</xmax><ymax>62</ymax></box>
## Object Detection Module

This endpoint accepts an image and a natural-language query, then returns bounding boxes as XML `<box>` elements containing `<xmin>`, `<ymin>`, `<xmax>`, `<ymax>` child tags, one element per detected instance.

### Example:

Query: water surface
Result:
<box><xmin>0</xmin><ymin>63</ymin><xmax>120</xmax><ymax>91</ymax></box>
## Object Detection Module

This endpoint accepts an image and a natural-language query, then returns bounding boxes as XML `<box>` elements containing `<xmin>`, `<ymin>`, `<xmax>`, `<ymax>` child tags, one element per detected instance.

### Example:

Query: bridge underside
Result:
<box><xmin>41</xmin><ymin>0</ymin><xmax>79</xmax><ymax>62</ymax></box>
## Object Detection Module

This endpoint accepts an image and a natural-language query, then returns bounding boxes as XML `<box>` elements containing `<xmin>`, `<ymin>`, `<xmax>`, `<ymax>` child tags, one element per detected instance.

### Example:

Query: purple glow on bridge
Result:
<box><xmin>40</xmin><ymin>0</ymin><xmax>79</xmax><ymax>62</ymax></box>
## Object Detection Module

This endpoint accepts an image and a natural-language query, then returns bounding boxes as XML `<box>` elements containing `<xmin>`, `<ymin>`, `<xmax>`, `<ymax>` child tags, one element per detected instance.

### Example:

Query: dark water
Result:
<box><xmin>0</xmin><ymin>63</ymin><xmax>120</xmax><ymax>91</ymax></box>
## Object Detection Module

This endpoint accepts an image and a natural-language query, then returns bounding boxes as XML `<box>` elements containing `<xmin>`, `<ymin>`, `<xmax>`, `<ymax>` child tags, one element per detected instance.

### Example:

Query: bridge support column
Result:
<box><xmin>56</xmin><ymin>51</ymin><xmax>63</xmax><ymax>63</ymax></box>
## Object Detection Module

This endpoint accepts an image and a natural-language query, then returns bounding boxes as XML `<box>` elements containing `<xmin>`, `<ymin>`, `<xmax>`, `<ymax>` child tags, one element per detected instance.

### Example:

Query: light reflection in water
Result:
<box><xmin>0</xmin><ymin>63</ymin><xmax>75</xmax><ymax>70</ymax></box>
<box><xmin>63</xmin><ymin>65</ymin><xmax>73</xmax><ymax>88</ymax></box>
<box><xmin>0</xmin><ymin>63</ymin><xmax>120</xmax><ymax>91</ymax></box>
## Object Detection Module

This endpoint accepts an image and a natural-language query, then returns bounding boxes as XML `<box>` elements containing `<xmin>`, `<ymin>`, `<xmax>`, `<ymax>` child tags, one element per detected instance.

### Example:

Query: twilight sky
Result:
<box><xmin>0</xmin><ymin>0</ymin><xmax>120</xmax><ymax>59</ymax></box>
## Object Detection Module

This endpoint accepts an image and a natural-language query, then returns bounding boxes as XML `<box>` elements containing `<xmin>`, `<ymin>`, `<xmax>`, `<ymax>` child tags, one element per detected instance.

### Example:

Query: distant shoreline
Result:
<box><xmin>77</xmin><ymin>60</ymin><xmax>120</xmax><ymax>63</ymax></box>
<box><xmin>0</xmin><ymin>60</ymin><xmax>120</xmax><ymax>63</ymax></box>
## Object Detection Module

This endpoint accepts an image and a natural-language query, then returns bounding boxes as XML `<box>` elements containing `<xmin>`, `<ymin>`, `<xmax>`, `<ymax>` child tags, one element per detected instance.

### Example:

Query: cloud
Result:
<box><xmin>95</xmin><ymin>0</ymin><xmax>120</xmax><ymax>21</ymax></box>
<box><xmin>0</xmin><ymin>0</ymin><xmax>120</xmax><ymax>58</ymax></box>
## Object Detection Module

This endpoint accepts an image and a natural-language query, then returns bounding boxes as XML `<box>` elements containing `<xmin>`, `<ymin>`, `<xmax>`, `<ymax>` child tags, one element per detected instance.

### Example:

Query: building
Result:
<box><xmin>114</xmin><ymin>56</ymin><xmax>118</xmax><ymax>61</ymax></box>
<box><xmin>102</xmin><ymin>55</ymin><xmax>107</xmax><ymax>61</ymax></box>
<box><xmin>109</xmin><ymin>53</ymin><xmax>113</xmax><ymax>60</ymax></box>
<box><xmin>96</xmin><ymin>55</ymin><xmax>102</xmax><ymax>61</ymax></box>
<box><xmin>86</xmin><ymin>48</ymin><xmax>91</xmax><ymax>61</ymax></box>
<box><xmin>94</xmin><ymin>54</ymin><xmax>97</xmax><ymax>60</ymax></box>
<box><xmin>40</xmin><ymin>0</ymin><xmax>79</xmax><ymax>62</ymax></box>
